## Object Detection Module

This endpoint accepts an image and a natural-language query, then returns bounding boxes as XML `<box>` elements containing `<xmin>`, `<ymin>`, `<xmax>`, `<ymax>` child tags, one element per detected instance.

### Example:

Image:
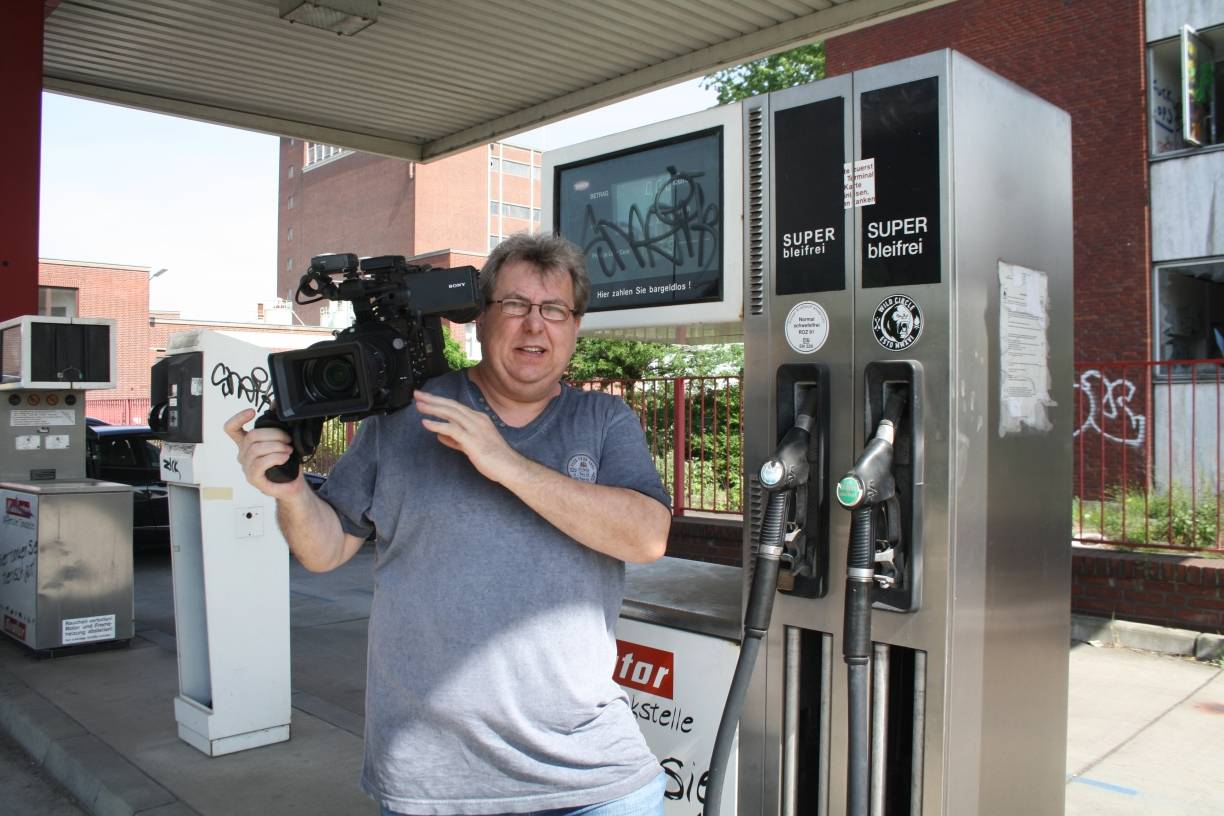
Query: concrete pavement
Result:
<box><xmin>0</xmin><ymin>546</ymin><xmax>1220</xmax><ymax>815</ymax></box>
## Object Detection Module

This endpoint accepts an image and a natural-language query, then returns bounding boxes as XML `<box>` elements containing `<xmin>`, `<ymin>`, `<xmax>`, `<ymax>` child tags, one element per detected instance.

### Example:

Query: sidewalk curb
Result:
<box><xmin>0</xmin><ymin>661</ymin><xmax>191</xmax><ymax>816</ymax></box>
<box><xmin>1072</xmin><ymin>613</ymin><xmax>1224</xmax><ymax>661</ymax></box>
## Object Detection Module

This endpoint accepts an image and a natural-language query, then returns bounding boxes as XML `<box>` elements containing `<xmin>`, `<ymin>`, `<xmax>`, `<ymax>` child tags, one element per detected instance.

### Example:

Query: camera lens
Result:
<box><xmin>303</xmin><ymin>354</ymin><xmax>358</xmax><ymax>401</ymax></box>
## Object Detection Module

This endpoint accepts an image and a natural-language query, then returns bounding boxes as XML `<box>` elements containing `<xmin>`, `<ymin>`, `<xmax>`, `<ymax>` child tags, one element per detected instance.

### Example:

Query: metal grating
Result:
<box><xmin>746</xmin><ymin>102</ymin><xmax>766</xmax><ymax>315</ymax></box>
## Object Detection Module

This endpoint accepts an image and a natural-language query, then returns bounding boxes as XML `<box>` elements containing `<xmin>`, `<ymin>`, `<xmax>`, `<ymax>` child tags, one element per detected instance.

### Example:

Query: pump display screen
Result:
<box><xmin>555</xmin><ymin>128</ymin><xmax>723</xmax><ymax>312</ymax></box>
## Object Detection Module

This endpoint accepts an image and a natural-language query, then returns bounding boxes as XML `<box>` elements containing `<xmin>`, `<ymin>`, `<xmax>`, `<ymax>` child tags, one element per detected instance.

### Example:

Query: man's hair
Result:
<box><xmin>479</xmin><ymin>233</ymin><xmax>591</xmax><ymax>316</ymax></box>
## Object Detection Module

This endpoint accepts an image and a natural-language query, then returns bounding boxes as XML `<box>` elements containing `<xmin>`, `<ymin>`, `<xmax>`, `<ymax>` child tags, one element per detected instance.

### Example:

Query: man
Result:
<box><xmin>225</xmin><ymin>233</ymin><xmax>672</xmax><ymax>815</ymax></box>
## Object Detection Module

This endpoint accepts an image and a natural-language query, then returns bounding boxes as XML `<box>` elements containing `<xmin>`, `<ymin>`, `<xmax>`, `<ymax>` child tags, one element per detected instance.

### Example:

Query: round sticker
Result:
<box><xmin>784</xmin><ymin>301</ymin><xmax>831</xmax><ymax>354</ymax></box>
<box><xmin>836</xmin><ymin>475</ymin><xmax>865</xmax><ymax>508</ymax></box>
<box><xmin>872</xmin><ymin>294</ymin><xmax>923</xmax><ymax>351</ymax></box>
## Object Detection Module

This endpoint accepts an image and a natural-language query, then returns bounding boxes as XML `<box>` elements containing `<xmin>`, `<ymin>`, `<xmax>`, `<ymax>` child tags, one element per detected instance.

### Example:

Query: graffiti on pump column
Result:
<box><xmin>1074</xmin><ymin>370</ymin><xmax>1145</xmax><ymax>447</ymax></box>
<box><xmin>210</xmin><ymin>362</ymin><xmax>273</xmax><ymax>413</ymax></box>
<box><xmin>0</xmin><ymin>540</ymin><xmax>37</xmax><ymax>586</ymax></box>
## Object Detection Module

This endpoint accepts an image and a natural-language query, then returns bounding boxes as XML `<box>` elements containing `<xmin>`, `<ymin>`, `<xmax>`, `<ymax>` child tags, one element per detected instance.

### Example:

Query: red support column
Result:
<box><xmin>672</xmin><ymin>378</ymin><xmax>686</xmax><ymax>517</ymax></box>
<box><xmin>0</xmin><ymin>1</ymin><xmax>45</xmax><ymax>321</ymax></box>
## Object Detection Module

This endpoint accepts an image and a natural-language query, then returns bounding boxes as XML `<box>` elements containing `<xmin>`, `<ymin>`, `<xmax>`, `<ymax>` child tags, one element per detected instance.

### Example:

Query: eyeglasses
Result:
<box><xmin>489</xmin><ymin>298</ymin><xmax>576</xmax><ymax>322</ymax></box>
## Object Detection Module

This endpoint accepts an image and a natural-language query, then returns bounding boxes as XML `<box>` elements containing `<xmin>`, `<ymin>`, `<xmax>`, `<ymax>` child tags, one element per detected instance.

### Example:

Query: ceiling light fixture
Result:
<box><xmin>278</xmin><ymin>0</ymin><xmax>379</xmax><ymax>36</ymax></box>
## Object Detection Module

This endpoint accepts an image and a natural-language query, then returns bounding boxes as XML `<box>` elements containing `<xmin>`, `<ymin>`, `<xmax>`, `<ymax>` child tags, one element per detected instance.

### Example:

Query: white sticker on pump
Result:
<box><xmin>62</xmin><ymin>614</ymin><xmax>115</xmax><ymax>645</ymax></box>
<box><xmin>843</xmin><ymin>158</ymin><xmax>877</xmax><ymax>209</ymax></box>
<box><xmin>10</xmin><ymin>409</ymin><xmax>75</xmax><ymax>427</ymax></box>
<box><xmin>784</xmin><ymin>301</ymin><xmax>830</xmax><ymax>354</ymax></box>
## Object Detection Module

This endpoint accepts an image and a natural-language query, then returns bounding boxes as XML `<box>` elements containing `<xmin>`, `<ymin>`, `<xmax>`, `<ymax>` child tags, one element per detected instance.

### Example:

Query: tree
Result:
<box><xmin>565</xmin><ymin>337</ymin><xmax>668</xmax><ymax>382</ymax></box>
<box><xmin>700</xmin><ymin>43</ymin><xmax>826</xmax><ymax>105</ymax></box>
<box><xmin>444</xmin><ymin>328</ymin><xmax>474</xmax><ymax>370</ymax></box>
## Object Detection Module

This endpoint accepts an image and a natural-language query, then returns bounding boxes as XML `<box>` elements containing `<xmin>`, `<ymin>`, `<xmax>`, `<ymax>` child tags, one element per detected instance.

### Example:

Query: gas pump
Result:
<box><xmin>738</xmin><ymin>50</ymin><xmax>1073</xmax><ymax>816</ymax></box>
<box><xmin>148</xmin><ymin>330</ymin><xmax>291</xmax><ymax>756</ymax></box>
<box><xmin>545</xmin><ymin>48</ymin><xmax>1072</xmax><ymax>815</ymax></box>
<box><xmin>0</xmin><ymin>316</ymin><xmax>132</xmax><ymax>655</ymax></box>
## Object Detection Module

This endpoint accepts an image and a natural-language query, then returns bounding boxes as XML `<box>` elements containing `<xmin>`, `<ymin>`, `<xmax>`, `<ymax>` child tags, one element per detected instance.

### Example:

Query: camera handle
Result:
<box><xmin>253</xmin><ymin>409</ymin><xmax>324</xmax><ymax>484</ymax></box>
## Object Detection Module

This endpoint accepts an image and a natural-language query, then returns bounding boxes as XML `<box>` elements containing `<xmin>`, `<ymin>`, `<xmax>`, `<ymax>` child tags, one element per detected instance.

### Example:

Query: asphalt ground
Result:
<box><xmin>0</xmin><ymin>547</ymin><xmax>1220</xmax><ymax>816</ymax></box>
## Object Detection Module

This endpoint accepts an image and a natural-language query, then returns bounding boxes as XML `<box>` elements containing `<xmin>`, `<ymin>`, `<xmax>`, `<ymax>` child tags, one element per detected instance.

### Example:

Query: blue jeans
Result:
<box><xmin>380</xmin><ymin>773</ymin><xmax>665</xmax><ymax>816</ymax></box>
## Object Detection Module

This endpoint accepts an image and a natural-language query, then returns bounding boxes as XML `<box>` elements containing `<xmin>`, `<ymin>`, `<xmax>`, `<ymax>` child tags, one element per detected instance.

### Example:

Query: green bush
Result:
<box><xmin>1074</xmin><ymin>487</ymin><xmax>1222</xmax><ymax>550</ymax></box>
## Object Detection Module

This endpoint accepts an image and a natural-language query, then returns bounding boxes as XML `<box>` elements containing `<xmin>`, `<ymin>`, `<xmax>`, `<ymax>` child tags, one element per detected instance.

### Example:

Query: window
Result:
<box><xmin>287</xmin><ymin>257</ymin><xmax>294</xmax><ymax>272</ymax></box>
<box><xmin>464</xmin><ymin>323</ymin><xmax>482</xmax><ymax>361</ymax></box>
<box><xmin>288</xmin><ymin>164</ymin><xmax>295</xmax><ymax>179</ymax></box>
<box><xmin>533</xmin><ymin>208</ymin><xmax>541</xmax><ymax>224</ymax></box>
<box><xmin>502</xmin><ymin>203</ymin><xmax>530</xmax><ymax>219</ymax></box>
<box><xmin>287</xmin><ymin>227</ymin><xmax>294</xmax><ymax>242</ymax></box>
<box><xmin>490</xmin><ymin>235</ymin><xmax>501</xmax><ymax>250</ymax></box>
<box><xmin>1149</xmin><ymin>24</ymin><xmax>1224</xmax><ymax>155</ymax></box>
<box><xmin>1155</xmin><ymin>258</ymin><xmax>1224</xmax><ymax>363</ymax></box>
<box><xmin>305</xmin><ymin>142</ymin><xmax>351</xmax><ymax>168</ymax></box>
<box><xmin>503</xmin><ymin>159</ymin><xmax>532</xmax><ymax>178</ymax></box>
<box><xmin>288</xmin><ymin>195</ymin><xmax>295</xmax><ymax>210</ymax></box>
<box><xmin>490</xmin><ymin>200</ymin><xmax>500</xmax><ymax>214</ymax></box>
<box><xmin>38</xmin><ymin>286</ymin><xmax>78</xmax><ymax>318</ymax></box>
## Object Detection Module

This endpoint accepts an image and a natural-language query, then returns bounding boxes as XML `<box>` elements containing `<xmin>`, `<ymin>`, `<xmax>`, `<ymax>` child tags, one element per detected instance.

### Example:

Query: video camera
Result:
<box><xmin>257</xmin><ymin>252</ymin><xmax>480</xmax><ymax>482</ymax></box>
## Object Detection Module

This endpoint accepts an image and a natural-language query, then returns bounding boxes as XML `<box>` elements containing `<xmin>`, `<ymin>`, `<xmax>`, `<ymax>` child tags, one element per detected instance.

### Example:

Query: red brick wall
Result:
<box><xmin>1073</xmin><ymin>548</ymin><xmax>1224</xmax><ymax>634</ymax></box>
<box><xmin>277</xmin><ymin>140</ymin><xmax>544</xmax><ymax>326</ymax></box>
<box><xmin>278</xmin><ymin>141</ymin><xmax>416</xmax><ymax>325</ymax></box>
<box><xmin>39</xmin><ymin>260</ymin><xmax>151</xmax><ymax>399</ymax></box>
<box><xmin>415</xmin><ymin>148</ymin><xmax>488</xmax><ymax>256</ymax></box>
<box><xmin>825</xmin><ymin>0</ymin><xmax>1150</xmax><ymax>362</ymax></box>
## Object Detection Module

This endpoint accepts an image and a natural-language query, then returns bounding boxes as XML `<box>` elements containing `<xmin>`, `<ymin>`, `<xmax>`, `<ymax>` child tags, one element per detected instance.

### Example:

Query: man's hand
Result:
<box><xmin>223</xmin><ymin>409</ymin><xmax>309</xmax><ymax>499</ymax></box>
<box><xmin>223</xmin><ymin>409</ymin><xmax>363</xmax><ymax>572</ymax></box>
<box><xmin>414</xmin><ymin>391</ymin><xmax>524</xmax><ymax>485</ymax></box>
<box><xmin>414</xmin><ymin>391</ymin><xmax>668</xmax><ymax>564</ymax></box>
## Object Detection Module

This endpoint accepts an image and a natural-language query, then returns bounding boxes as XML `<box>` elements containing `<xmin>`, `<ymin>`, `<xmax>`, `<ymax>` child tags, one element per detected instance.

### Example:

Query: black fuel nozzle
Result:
<box><xmin>835</xmin><ymin>390</ymin><xmax>906</xmax><ymax>511</ymax></box>
<box><xmin>758</xmin><ymin>387</ymin><xmax>821</xmax><ymax>495</ymax></box>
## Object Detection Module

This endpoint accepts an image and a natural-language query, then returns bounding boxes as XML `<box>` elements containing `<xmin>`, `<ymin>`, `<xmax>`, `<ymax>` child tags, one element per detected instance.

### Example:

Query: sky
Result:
<box><xmin>38</xmin><ymin>81</ymin><xmax>717</xmax><ymax>323</ymax></box>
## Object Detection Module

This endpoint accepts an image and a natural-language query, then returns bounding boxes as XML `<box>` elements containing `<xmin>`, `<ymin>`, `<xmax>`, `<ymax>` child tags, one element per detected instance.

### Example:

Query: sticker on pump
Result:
<box><xmin>872</xmin><ymin>294</ymin><xmax>923</xmax><ymax>351</ymax></box>
<box><xmin>784</xmin><ymin>301</ymin><xmax>830</xmax><ymax>354</ymax></box>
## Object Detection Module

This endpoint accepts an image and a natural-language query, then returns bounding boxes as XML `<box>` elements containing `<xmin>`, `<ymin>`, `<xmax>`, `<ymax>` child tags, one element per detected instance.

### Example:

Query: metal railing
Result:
<box><xmin>572</xmin><ymin>377</ymin><xmax>744</xmax><ymax>516</ymax></box>
<box><xmin>86</xmin><ymin>397</ymin><xmax>152</xmax><ymax>426</ymax></box>
<box><xmin>106</xmin><ymin>359</ymin><xmax>1224</xmax><ymax>552</ymax></box>
<box><xmin>307</xmin><ymin>377</ymin><xmax>745</xmax><ymax>517</ymax></box>
<box><xmin>1074</xmin><ymin>358</ymin><xmax>1224</xmax><ymax>554</ymax></box>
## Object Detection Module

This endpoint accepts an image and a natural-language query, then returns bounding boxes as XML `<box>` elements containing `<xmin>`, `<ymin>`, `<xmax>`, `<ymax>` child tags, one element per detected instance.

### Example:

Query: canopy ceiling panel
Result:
<box><xmin>43</xmin><ymin>0</ymin><xmax>950</xmax><ymax>160</ymax></box>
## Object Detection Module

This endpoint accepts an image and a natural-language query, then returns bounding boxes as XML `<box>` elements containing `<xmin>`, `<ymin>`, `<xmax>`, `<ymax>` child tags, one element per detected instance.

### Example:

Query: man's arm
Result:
<box><xmin>224</xmin><ymin>409</ymin><xmax>366</xmax><ymax>572</ymax></box>
<box><xmin>413</xmin><ymin>392</ymin><xmax>670</xmax><ymax>563</ymax></box>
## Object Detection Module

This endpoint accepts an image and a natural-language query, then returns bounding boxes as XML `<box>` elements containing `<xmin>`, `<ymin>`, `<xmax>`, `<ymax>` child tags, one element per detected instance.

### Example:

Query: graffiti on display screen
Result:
<box><xmin>1074</xmin><ymin>370</ymin><xmax>1145</xmax><ymax>447</ymax></box>
<box><xmin>211</xmin><ymin>362</ymin><xmax>272</xmax><ymax>413</ymax></box>
<box><xmin>582</xmin><ymin>168</ymin><xmax>720</xmax><ymax>279</ymax></box>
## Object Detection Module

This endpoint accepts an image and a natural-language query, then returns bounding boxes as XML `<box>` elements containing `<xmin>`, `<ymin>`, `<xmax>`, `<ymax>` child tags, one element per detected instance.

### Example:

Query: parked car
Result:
<box><xmin>85</xmin><ymin>419</ymin><xmax>324</xmax><ymax>547</ymax></box>
<box><xmin>85</xmin><ymin>422</ymin><xmax>168</xmax><ymax>547</ymax></box>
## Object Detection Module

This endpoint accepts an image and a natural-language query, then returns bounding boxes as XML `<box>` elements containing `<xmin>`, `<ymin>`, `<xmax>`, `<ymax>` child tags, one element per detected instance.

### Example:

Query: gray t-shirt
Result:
<box><xmin>317</xmin><ymin>369</ymin><xmax>669</xmax><ymax>815</ymax></box>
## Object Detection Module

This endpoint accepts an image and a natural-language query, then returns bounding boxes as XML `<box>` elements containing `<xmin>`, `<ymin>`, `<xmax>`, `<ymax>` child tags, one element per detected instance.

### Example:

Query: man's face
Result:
<box><xmin>474</xmin><ymin>260</ymin><xmax>581</xmax><ymax>402</ymax></box>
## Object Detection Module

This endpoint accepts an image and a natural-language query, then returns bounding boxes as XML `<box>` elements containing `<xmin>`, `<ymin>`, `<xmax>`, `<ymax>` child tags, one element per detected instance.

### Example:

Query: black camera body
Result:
<box><xmin>258</xmin><ymin>252</ymin><xmax>480</xmax><ymax>481</ymax></box>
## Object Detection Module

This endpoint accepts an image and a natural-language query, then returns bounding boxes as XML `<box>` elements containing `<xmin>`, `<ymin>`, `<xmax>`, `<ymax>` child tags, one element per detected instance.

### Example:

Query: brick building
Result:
<box><xmin>278</xmin><ymin>139</ymin><xmax>543</xmax><ymax>342</ymax></box>
<box><xmin>825</xmin><ymin>1</ymin><xmax>1224</xmax><ymax>368</ymax></box>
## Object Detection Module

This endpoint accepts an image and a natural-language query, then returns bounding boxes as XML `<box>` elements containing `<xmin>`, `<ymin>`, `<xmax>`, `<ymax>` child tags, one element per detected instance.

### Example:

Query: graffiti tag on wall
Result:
<box><xmin>1074</xmin><ymin>370</ymin><xmax>1145</xmax><ymax>447</ymax></box>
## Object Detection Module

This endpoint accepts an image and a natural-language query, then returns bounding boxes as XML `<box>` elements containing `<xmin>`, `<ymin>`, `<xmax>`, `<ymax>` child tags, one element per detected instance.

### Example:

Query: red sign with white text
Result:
<box><xmin>5</xmin><ymin>497</ymin><xmax>32</xmax><ymax>518</ymax></box>
<box><xmin>614</xmin><ymin>639</ymin><xmax>675</xmax><ymax>699</ymax></box>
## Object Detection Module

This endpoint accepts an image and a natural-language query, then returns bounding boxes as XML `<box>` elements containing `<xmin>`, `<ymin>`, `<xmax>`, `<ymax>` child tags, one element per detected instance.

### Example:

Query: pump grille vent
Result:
<box><xmin>748</xmin><ymin>473</ymin><xmax>765</xmax><ymax>554</ymax></box>
<box><xmin>746</xmin><ymin>104</ymin><xmax>766</xmax><ymax>315</ymax></box>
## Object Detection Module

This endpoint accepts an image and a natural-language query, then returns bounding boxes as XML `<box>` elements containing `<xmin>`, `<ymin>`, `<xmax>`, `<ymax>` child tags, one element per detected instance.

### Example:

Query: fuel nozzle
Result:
<box><xmin>759</xmin><ymin>387</ymin><xmax>821</xmax><ymax>494</ymax></box>
<box><xmin>835</xmin><ymin>390</ymin><xmax>906</xmax><ymax>511</ymax></box>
